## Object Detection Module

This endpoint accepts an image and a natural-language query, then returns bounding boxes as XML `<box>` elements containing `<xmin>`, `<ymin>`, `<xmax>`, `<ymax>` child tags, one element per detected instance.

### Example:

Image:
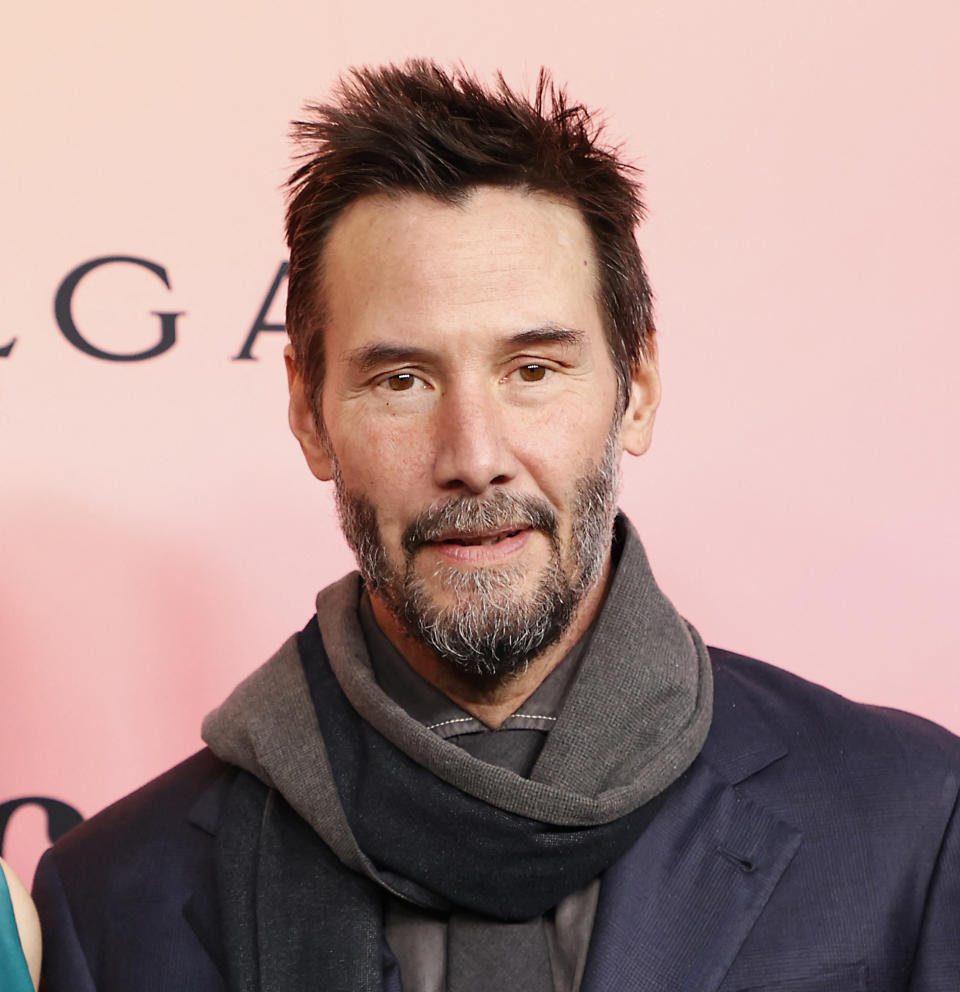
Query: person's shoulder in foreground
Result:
<box><xmin>0</xmin><ymin>858</ymin><xmax>41</xmax><ymax>991</ymax></box>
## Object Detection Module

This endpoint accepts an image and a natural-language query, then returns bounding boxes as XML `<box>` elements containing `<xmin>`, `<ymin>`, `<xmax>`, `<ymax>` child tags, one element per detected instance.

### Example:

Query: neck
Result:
<box><xmin>369</xmin><ymin>560</ymin><xmax>611</xmax><ymax>729</ymax></box>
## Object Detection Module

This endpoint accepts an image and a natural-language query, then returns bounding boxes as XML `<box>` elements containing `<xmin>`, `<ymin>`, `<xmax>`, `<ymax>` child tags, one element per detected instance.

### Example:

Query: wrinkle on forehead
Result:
<box><xmin>321</xmin><ymin>187</ymin><xmax>603</xmax><ymax>339</ymax></box>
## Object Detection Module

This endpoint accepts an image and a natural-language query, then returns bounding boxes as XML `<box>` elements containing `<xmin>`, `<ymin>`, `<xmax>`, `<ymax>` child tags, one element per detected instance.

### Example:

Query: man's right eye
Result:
<box><xmin>384</xmin><ymin>373</ymin><xmax>417</xmax><ymax>391</ymax></box>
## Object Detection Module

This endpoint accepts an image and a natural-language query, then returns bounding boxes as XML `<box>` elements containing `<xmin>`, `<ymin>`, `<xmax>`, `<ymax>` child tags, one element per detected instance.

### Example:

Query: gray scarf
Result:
<box><xmin>203</xmin><ymin>517</ymin><xmax>712</xmax><ymax>895</ymax></box>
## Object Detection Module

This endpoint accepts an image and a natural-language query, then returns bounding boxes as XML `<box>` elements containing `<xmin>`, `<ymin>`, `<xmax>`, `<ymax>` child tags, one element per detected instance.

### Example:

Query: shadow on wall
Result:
<box><xmin>0</xmin><ymin>493</ymin><xmax>278</xmax><ymax>885</ymax></box>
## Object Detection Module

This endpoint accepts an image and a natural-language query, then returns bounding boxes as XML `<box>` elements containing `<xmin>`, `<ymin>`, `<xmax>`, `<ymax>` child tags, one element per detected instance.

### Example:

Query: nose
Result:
<box><xmin>432</xmin><ymin>385</ymin><xmax>519</xmax><ymax>494</ymax></box>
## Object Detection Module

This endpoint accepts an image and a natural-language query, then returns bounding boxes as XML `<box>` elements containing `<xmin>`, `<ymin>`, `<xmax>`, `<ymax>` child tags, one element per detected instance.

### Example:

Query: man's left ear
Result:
<box><xmin>619</xmin><ymin>345</ymin><xmax>661</xmax><ymax>457</ymax></box>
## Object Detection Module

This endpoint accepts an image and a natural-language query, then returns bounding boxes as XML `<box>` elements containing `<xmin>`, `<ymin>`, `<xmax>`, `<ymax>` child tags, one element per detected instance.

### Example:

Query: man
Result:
<box><xmin>34</xmin><ymin>62</ymin><xmax>960</xmax><ymax>991</ymax></box>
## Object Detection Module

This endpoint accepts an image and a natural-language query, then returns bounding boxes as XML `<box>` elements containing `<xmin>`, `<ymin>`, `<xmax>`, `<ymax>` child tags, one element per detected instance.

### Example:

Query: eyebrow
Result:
<box><xmin>506</xmin><ymin>323</ymin><xmax>585</xmax><ymax>350</ymax></box>
<box><xmin>342</xmin><ymin>324</ymin><xmax>586</xmax><ymax>374</ymax></box>
<box><xmin>344</xmin><ymin>343</ymin><xmax>435</xmax><ymax>374</ymax></box>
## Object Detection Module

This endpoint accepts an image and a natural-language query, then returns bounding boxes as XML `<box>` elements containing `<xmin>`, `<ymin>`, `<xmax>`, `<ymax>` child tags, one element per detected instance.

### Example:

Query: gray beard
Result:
<box><xmin>332</xmin><ymin>430</ymin><xmax>620</xmax><ymax>684</ymax></box>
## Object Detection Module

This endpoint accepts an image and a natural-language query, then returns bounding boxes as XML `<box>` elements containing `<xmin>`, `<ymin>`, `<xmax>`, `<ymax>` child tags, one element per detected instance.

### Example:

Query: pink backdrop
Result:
<box><xmin>3</xmin><ymin>0</ymin><xmax>959</xmax><ymax>887</ymax></box>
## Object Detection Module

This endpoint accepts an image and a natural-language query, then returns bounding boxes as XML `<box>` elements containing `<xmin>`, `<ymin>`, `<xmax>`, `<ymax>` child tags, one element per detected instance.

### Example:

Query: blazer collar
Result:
<box><xmin>182</xmin><ymin>771</ymin><xmax>231</xmax><ymax>980</ymax></box>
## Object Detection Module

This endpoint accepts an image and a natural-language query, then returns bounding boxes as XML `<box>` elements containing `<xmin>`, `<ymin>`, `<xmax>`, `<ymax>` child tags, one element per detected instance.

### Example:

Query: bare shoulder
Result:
<box><xmin>1</xmin><ymin>857</ymin><xmax>41</xmax><ymax>990</ymax></box>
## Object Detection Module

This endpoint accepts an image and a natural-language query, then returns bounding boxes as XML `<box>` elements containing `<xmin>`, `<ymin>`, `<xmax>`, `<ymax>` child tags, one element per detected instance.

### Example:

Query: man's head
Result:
<box><xmin>284</xmin><ymin>64</ymin><xmax>660</xmax><ymax>685</ymax></box>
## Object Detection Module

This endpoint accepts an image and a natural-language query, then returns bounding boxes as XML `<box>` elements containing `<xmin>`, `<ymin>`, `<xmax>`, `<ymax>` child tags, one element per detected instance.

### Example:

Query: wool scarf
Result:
<box><xmin>203</xmin><ymin>517</ymin><xmax>713</xmax><ymax>989</ymax></box>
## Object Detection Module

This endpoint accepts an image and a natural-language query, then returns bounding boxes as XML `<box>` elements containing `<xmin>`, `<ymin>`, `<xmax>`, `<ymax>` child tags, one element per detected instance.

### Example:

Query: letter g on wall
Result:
<box><xmin>54</xmin><ymin>255</ymin><xmax>184</xmax><ymax>362</ymax></box>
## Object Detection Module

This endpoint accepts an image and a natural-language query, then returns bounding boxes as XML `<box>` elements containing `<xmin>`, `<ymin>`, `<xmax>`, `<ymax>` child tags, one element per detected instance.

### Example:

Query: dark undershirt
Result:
<box><xmin>358</xmin><ymin>591</ymin><xmax>589</xmax><ymax>776</ymax></box>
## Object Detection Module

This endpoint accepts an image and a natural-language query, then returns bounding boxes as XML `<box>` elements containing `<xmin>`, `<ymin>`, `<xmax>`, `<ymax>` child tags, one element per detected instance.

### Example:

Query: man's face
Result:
<box><xmin>288</xmin><ymin>186</ymin><xmax>658</xmax><ymax>679</ymax></box>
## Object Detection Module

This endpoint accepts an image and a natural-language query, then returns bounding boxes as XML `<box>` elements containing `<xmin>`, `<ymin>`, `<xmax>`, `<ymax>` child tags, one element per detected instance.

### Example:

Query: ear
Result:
<box><xmin>284</xmin><ymin>344</ymin><xmax>334</xmax><ymax>481</ymax></box>
<box><xmin>619</xmin><ymin>339</ymin><xmax>662</xmax><ymax>457</ymax></box>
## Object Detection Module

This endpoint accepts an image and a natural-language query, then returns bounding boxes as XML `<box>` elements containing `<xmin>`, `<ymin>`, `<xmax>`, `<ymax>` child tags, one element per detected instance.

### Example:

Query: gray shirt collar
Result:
<box><xmin>357</xmin><ymin>589</ymin><xmax>589</xmax><ymax>741</ymax></box>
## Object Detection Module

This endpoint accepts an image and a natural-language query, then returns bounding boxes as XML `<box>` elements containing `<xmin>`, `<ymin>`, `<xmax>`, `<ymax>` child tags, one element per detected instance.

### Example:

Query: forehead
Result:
<box><xmin>320</xmin><ymin>186</ymin><xmax>604</xmax><ymax>350</ymax></box>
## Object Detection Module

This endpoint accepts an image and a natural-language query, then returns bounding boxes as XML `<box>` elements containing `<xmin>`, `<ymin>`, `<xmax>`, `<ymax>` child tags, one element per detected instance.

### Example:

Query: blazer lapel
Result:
<box><xmin>182</xmin><ymin>771</ymin><xmax>235</xmax><ymax>985</ymax></box>
<box><xmin>581</xmin><ymin>684</ymin><xmax>801</xmax><ymax>992</ymax></box>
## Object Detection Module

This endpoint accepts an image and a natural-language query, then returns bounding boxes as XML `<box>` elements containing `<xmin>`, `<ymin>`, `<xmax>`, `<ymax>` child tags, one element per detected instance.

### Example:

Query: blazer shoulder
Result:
<box><xmin>53</xmin><ymin>748</ymin><xmax>232</xmax><ymax>858</ymax></box>
<box><xmin>34</xmin><ymin>750</ymin><xmax>234</xmax><ymax>989</ymax></box>
<box><xmin>38</xmin><ymin>747</ymin><xmax>234</xmax><ymax>924</ymax></box>
<box><xmin>707</xmin><ymin>646</ymin><xmax>960</xmax><ymax>781</ymax></box>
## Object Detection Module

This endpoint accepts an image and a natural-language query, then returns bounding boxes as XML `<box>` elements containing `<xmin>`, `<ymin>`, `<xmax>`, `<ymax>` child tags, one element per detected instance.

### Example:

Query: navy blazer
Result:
<box><xmin>33</xmin><ymin>649</ymin><xmax>960</xmax><ymax>991</ymax></box>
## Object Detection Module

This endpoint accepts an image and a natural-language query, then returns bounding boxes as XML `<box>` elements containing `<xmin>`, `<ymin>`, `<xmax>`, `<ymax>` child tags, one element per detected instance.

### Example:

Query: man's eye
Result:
<box><xmin>384</xmin><ymin>373</ymin><xmax>418</xmax><ymax>391</ymax></box>
<box><xmin>517</xmin><ymin>364</ymin><xmax>548</xmax><ymax>382</ymax></box>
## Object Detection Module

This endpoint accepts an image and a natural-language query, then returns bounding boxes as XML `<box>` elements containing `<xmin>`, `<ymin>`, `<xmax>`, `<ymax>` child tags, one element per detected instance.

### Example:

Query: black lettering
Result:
<box><xmin>54</xmin><ymin>255</ymin><xmax>182</xmax><ymax>362</ymax></box>
<box><xmin>233</xmin><ymin>261</ymin><xmax>289</xmax><ymax>360</ymax></box>
<box><xmin>0</xmin><ymin>337</ymin><xmax>15</xmax><ymax>358</ymax></box>
<box><xmin>0</xmin><ymin>797</ymin><xmax>84</xmax><ymax>853</ymax></box>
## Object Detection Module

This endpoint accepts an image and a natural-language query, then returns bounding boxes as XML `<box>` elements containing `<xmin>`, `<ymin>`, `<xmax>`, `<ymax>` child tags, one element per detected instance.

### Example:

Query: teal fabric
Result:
<box><xmin>0</xmin><ymin>869</ymin><xmax>34</xmax><ymax>992</ymax></box>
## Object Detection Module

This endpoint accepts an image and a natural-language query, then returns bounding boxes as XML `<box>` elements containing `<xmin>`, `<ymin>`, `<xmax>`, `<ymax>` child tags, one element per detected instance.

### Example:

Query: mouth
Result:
<box><xmin>421</xmin><ymin>526</ymin><xmax>533</xmax><ymax>562</ymax></box>
<box><xmin>433</xmin><ymin>528</ymin><xmax>525</xmax><ymax>547</ymax></box>
<box><xmin>401</xmin><ymin>492</ymin><xmax>558</xmax><ymax>560</ymax></box>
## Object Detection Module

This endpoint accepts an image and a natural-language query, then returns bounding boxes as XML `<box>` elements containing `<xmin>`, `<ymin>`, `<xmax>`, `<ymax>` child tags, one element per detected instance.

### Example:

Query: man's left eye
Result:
<box><xmin>517</xmin><ymin>364</ymin><xmax>548</xmax><ymax>382</ymax></box>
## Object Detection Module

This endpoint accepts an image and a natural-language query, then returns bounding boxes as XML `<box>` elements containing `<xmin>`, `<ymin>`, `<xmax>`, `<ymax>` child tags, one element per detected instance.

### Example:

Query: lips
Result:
<box><xmin>420</xmin><ymin>526</ymin><xmax>533</xmax><ymax>563</ymax></box>
<box><xmin>401</xmin><ymin>492</ymin><xmax>558</xmax><ymax>558</ymax></box>
<box><xmin>435</xmin><ymin>528</ymin><xmax>524</xmax><ymax>547</ymax></box>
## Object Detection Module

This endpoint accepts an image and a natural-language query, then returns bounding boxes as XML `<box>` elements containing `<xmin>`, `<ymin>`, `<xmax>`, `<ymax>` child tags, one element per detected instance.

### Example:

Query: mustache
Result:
<box><xmin>402</xmin><ymin>490</ymin><xmax>558</xmax><ymax>556</ymax></box>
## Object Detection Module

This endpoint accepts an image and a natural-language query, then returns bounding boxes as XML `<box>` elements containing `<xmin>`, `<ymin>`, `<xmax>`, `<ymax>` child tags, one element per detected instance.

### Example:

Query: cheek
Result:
<box><xmin>517</xmin><ymin>406</ymin><xmax>615</xmax><ymax>495</ymax></box>
<box><xmin>334</xmin><ymin>403</ymin><xmax>421</xmax><ymax>473</ymax></box>
<box><xmin>336</xmin><ymin>421</ymin><xmax>434</xmax><ymax>519</ymax></box>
